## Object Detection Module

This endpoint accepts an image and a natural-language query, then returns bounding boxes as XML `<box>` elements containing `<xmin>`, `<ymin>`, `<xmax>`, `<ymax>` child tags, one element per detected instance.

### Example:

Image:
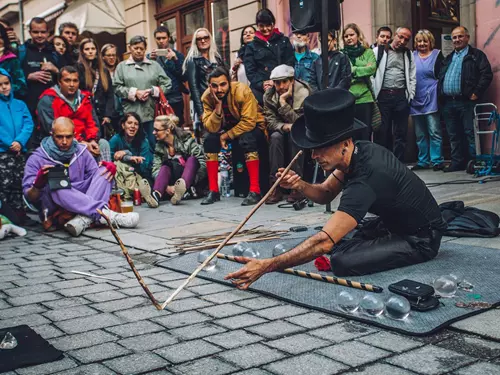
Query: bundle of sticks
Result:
<box><xmin>170</xmin><ymin>225</ymin><xmax>290</xmax><ymax>253</ymax></box>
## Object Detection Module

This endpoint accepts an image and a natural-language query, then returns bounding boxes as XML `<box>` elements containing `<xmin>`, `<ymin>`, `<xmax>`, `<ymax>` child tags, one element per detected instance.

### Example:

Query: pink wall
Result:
<box><xmin>341</xmin><ymin>0</ymin><xmax>373</xmax><ymax>43</ymax></box>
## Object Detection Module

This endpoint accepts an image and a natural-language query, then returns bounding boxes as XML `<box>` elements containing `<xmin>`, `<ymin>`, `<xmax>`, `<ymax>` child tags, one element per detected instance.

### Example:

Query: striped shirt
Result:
<box><xmin>443</xmin><ymin>46</ymin><xmax>469</xmax><ymax>96</ymax></box>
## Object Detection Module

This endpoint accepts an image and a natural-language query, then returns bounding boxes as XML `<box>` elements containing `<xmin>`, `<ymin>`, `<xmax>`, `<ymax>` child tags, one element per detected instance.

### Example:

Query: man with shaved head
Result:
<box><xmin>438</xmin><ymin>26</ymin><xmax>493</xmax><ymax>172</ymax></box>
<box><xmin>23</xmin><ymin>117</ymin><xmax>140</xmax><ymax>236</ymax></box>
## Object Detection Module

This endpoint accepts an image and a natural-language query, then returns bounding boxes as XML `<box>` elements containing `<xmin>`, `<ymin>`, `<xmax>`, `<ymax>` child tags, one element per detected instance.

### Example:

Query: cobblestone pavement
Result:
<box><xmin>2</xmin><ymin>169</ymin><xmax>500</xmax><ymax>375</ymax></box>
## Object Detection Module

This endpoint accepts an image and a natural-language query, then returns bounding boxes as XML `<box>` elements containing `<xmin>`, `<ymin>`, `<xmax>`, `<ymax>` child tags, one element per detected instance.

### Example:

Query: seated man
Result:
<box><xmin>264</xmin><ymin>65</ymin><xmax>309</xmax><ymax>204</ymax></box>
<box><xmin>23</xmin><ymin>117</ymin><xmax>139</xmax><ymax>237</ymax></box>
<box><xmin>226</xmin><ymin>88</ymin><xmax>447</xmax><ymax>287</ymax></box>
<box><xmin>37</xmin><ymin>65</ymin><xmax>111</xmax><ymax>162</ymax></box>
<box><xmin>201</xmin><ymin>66</ymin><xmax>267</xmax><ymax>206</ymax></box>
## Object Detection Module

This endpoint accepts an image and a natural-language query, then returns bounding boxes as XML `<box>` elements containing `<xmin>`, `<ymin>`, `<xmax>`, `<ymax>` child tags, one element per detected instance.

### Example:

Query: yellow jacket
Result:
<box><xmin>201</xmin><ymin>82</ymin><xmax>266</xmax><ymax>140</ymax></box>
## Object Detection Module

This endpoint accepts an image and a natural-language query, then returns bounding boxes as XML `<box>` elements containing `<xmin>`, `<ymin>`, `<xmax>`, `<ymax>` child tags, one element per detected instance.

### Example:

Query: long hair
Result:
<box><xmin>341</xmin><ymin>23</ymin><xmax>370</xmax><ymax>49</ymax></box>
<box><xmin>101</xmin><ymin>43</ymin><xmax>120</xmax><ymax>69</ymax></box>
<box><xmin>182</xmin><ymin>28</ymin><xmax>220</xmax><ymax>74</ymax></box>
<box><xmin>0</xmin><ymin>24</ymin><xmax>12</xmax><ymax>53</ymax></box>
<box><xmin>119</xmin><ymin>112</ymin><xmax>144</xmax><ymax>150</ymax></box>
<box><xmin>78</xmin><ymin>38</ymin><xmax>109</xmax><ymax>92</ymax></box>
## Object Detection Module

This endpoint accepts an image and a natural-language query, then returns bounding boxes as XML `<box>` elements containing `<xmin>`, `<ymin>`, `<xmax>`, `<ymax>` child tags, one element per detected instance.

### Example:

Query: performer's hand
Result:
<box><xmin>277</xmin><ymin>168</ymin><xmax>303</xmax><ymax>190</ymax></box>
<box><xmin>33</xmin><ymin>165</ymin><xmax>54</xmax><ymax>189</ymax></box>
<box><xmin>99</xmin><ymin>161</ymin><xmax>116</xmax><ymax>182</ymax></box>
<box><xmin>224</xmin><ymin>257</ymin><xmax>272</xmax><ymax>290</ymax></box>
<box><xmin>220</xmin><ymin>132</ymin><xmax>229</xmax><ymax>150</ymax></box>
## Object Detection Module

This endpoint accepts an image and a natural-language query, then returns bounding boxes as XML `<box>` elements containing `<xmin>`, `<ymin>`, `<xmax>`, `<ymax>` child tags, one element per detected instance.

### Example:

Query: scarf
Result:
<box><xmin>255</xmin><ymin>28</ymin><xmax>279</xmax><ymax>43</ymax></box>
<box><xmin>343</xmin><ymin>43</ymin><xmax>366</xmax><ymax>64</ymax></box>
<box><xmin>41</xmin><ymin>136</ymin><xmax>78</xmax><ymax>164</ymax></box>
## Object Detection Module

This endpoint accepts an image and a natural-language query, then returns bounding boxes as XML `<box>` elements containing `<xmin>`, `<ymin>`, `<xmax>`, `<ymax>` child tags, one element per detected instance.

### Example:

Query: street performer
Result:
<box><xmin>226</xmin><ymin>88</ymin><xmax>446</xmax><ymax>287</ymax></box>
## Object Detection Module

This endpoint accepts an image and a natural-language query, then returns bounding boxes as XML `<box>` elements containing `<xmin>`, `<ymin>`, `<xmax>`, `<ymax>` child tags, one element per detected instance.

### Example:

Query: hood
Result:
<box><xmin>0</xmin><ymin>68</ymin><xmax>13</xmax><ymax>101</ymax></box>
<box><xmin>0</xmin><ymin>51</ymin><xmax>17</xmax><ymax>64</ymax></box>
<box><xmin>255</xmin><ymin>28</ymin><xmax>282</xmax><ymax>43</ymax></box>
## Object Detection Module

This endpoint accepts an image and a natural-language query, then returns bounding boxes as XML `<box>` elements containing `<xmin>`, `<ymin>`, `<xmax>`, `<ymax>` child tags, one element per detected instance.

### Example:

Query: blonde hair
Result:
<box><xmin>341</xmin><ymin>23</ymin><xmax>370</xmax><ymax>49</ymax></box>
<box><xmin>182</xmin><ymin>28</ymin><xmax>220</xmax><ymax>74</ymax></box>
<box><xmin>415</xmin><ymin>29</ymin><xmax>435</xmax><ymax>50</ymax></box>
<box><xmin>155</xmin><ymin>114</ymin><xmax>179</xmax><ymax>131</ymax></box>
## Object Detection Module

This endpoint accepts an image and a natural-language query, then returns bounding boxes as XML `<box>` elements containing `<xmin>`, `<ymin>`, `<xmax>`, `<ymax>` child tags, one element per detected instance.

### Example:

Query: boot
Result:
<box><xmin>242</xmin><ymin>191</ymin><xmax>261</xmax><ymax>206</ymax></box>
<box><xmin>265</xmin><ymin>187</ymin><xmax>284</xmax><ymax>205</ymax></box>
<box><xmin>201</xmin><ymin>191</ymin><xmax>220</xmax><ymax>205</ymax></box>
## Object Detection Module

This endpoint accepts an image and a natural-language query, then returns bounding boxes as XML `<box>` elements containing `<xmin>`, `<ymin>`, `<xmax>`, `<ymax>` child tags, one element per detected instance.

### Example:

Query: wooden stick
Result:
<box><xmin>217</xmin><ymin>253</ymin><xmax>384</xmax><ymax>293</ymax></box>
<box><xmin>70</xmin><ymin>270</ymin><xmax>121</xmax><ymax>281</ymax></box>
<box><xmin>97</xmin><ymin>209</ymin><xmax>163</xmax><ymax>310</ymax></box>
<box><xmin>177</xmin><ymin>236</ymin><xmax>286</xmax><ymax>253</ymax></box>
<box><xmin>161</xmin><ymin>150</ymin><xmax>304</xmax><ymax>309</ymax></box>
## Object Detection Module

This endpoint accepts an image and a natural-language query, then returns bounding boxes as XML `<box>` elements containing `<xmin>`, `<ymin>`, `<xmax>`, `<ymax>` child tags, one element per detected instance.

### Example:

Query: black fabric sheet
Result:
<box><xmin>440</xmin><ymin>201</ymin><xmax>500</xmax><ymax>238</ymax></box>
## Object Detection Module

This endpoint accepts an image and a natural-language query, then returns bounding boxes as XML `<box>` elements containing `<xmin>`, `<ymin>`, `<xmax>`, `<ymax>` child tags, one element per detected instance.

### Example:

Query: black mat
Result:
<box><xmin>160</xmin><ymin>232</ymin><xmax>500</xmax><ymax>336</ymax></box>
<box><xmin>0</xmin><ymin>325</ymin><xmax>63</xmax><ymax>373</ymax></box>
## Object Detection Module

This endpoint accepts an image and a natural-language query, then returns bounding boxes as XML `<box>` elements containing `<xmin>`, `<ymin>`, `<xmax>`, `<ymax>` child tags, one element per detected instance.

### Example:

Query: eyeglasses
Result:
<box><xmin>210</xmin><ymin>82</ymin><xmax>228</xmax><ymax>89</ymax></box>
<box><xmin>196</xmin><ymin>36</ymin><xmax>210</xmax><ymax>42</ymax></box>
<box><xmin>153</xmin><ymin>127</ymin><xmax>166</xmax><ymax>133</ymax></box>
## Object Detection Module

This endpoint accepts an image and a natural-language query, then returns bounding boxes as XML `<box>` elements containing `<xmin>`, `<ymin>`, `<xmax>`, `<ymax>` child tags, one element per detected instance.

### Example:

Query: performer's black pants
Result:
<box><xmin>330</xmin><ymin>217</ymin><xmax>442</xmax><ymax>276</ymax></box>
<box><xmin>203</xmin><ymin>127</ymin><xmax>263</xmax><ymax>154</ymax></box>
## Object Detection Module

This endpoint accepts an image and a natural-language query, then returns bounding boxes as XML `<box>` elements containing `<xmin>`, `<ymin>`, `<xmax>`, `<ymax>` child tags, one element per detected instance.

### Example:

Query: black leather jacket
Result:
<box><xmin>438</xmin><ymin>45</ymin><xmax>493</xmax><ymax>100</ymax></box>
<box><xmin>185</xmin><ymin>56</ymin><xmax>223</xmax><ymax>118</ymax></box>
<box><xmin>309</xmin><ymin>51</ymin><xmax>352</xmax><ymax>92</ymax></box>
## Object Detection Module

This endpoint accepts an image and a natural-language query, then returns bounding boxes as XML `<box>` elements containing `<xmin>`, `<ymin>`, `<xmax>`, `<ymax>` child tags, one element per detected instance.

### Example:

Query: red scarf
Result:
<box><xmin>255</xmin><ymin>28</ymin><xmax>280</xmax><ymax>42</ymax></box>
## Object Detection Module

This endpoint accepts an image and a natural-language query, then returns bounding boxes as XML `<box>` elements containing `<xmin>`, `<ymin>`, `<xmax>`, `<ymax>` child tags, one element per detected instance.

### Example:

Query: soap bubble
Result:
<box><xmin>197</xmin><ymin>250</ymin><xmax>218</xmax><ymax>271</ymax></box>
<box><xmin>385</xmin><ymin>295</ymin><xmax>411</xmax><ymax>320</ymax></box>
<box><xmin>433</xmin><ymin>275</ymin><xmax>458</xmax><ymax>297</ymax></box>
<box><xmin>232</xmin><ymin>242</ymin><xmax>249</xmax><ymax>256</ymax></box>
<box><xmin>360</xmin><ymin>294</ymin><xmax>385</xmax><ymax>316</ymax></box>
<box><xmin>242</xmin><ymin>247</ymin><xmax>260</xmax><ymax>258</ymax></box>
<box><xmin>336</xmin><ymin>290</ymin><xmax>360</xmax><ymax>313</ymax></box>
<box><xmin>0</xmin><ymin>332</ymin><xmax>17</xmax><ymax>349</ymax></box>
<box><xmin>272</xmin><ymin>243</ymin><xmax>288</xmax><ymax>257</ymax></box>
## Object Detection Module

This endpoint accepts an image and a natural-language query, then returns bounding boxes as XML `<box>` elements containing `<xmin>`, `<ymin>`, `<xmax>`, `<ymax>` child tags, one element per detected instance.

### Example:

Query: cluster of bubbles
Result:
<box><xmin>197</xmin><ymin>250</ymin><xmax>218</xmax><ymax>271</ymax></box>
<box><xmin>336</xmin><ymin>290</ymin><xmax>411</xmax><ymax>320</ymax></box>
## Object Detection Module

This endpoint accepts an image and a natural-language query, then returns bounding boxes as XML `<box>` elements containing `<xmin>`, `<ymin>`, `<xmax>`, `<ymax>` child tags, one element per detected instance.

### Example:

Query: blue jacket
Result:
<box><xmin>147</xmin><ymin>49</ymin><xmax>185</xmax><ymax>103</ymax></box>
<box><xmin>0</xmin><ymin>69</ymin><xmax>34</xmax><ymax>153</ymax></box>
<box><xmin>294</xmin><ymin>49</ymin><xmax>319</xmax><ymax>84</ymax></box>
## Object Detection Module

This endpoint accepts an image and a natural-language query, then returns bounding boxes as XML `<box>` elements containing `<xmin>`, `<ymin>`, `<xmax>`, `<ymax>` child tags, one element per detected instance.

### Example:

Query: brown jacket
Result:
<box><xmin>201</xmin><ymin>81</ymin><xmax>266</xmax><ymax>140</ymax></box>
<box><xmin>263</xmin><ymin>79</ymin><xmax>311</xmax><ymax>134</ymax></box>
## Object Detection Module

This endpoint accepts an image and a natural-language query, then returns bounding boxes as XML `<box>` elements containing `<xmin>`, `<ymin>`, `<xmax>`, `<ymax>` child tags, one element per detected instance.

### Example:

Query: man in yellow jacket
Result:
<box><xmin>201</xmin><ymin>66</ymin><xmax>266</xmax><ymax>206</ymax></box>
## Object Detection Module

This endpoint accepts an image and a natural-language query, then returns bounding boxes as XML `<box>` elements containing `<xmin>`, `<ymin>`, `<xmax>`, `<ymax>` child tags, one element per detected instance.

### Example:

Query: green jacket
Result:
<box><xmin>152</xmin><ymin>128</ymin><xmax>206</xmax><ymax>183</ymax></box>
<box><xmin>347</xmin><ymin>48</ymin><xmax>376</xmax><ymax>104</ymax></box>
<box><xmin>113</xmin><ymin>57</ymin><xmax>171</xmax><ymax>122</ymax></box>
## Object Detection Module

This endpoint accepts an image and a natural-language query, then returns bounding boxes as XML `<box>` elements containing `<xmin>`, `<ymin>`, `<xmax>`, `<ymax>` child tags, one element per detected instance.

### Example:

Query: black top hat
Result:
<box><xmin>291</xmin><ymin>88</ymin><xmax>367</xmax><ymax>149</ymax></box>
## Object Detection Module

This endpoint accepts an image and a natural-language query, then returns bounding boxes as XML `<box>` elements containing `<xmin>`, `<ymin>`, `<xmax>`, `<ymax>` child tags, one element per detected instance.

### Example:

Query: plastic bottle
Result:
<box><xmin>220</xmin><ymin>164</ymin><xmax>231</xmax><ymax>198</ymax></box>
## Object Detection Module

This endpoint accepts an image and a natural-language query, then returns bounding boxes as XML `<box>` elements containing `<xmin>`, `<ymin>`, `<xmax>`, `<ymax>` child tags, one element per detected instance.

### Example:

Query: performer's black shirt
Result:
<box><xmin>338</xmin><ymin>141</ymin><xmax>447</xmax><ymax>235</ymax></box>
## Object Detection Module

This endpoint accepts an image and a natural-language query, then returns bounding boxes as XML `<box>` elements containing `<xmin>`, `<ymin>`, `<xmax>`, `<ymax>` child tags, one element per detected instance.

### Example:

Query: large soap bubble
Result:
<box><xmin>385</xmin><ymin>295</ymin><xmax>411</xmax><ymax>320</ymax></box>
<box><xmin>197</xmin><ymin>250</ymin><xmax>218</xmax><ymax>271</ymax></box>
<box><xmin>242</xmin><ymin>247</ymin><xmax>260</xmax><ymax>258</ymax></box>
<box><xmin>360</xmin><ymin>294</ymin><xmax>385</xmax><ymax>316</ymax></box>
<box><xmin>272</xmin><ymin>243</ymin><xmax>288</xmax><ymax>257</ymax></box>
<box><xmin>337</xmin><ymin>290</ymin><xmax>360</xmax><ymax>313</ymax></box>
<box><xmin>433</xmin><ymin>275</ymin><xmax>458</xmax><ymax>297</ymax></box>
<box><xmin>232</xmin><ymin>242</ymin><xmax>250</xmax><ymax>257</ymax></box>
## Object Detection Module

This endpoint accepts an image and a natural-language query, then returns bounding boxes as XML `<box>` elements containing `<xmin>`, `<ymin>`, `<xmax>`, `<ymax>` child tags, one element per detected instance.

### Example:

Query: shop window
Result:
<box><xmin>184</xmin><ymin>8</ymin><xmax>205</xmax><ymax>36</ymax></box>
<box><xmin>211</xmin><ymin>0</ymin><xmax>230</xmax><ymax>65</ymax></box>
<box><xmin>160</xmin><ymin>18</ymin><xmax>178</xmax><ymax>49</ymax></box>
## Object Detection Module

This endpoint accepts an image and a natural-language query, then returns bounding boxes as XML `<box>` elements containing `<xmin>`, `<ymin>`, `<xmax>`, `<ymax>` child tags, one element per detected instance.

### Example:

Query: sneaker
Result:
<box><xmin>99</xmin><ymin>208</ymin><xmax>139</xmax><ymax>228</ymax></box>
<box><xmin>64</xmin><ymin>215</ymin><xmax>93</xmax><ymax>237</ymax></box>
<box><xmin>152</xmin><ymin>190</ymin><xmax>161</xmax><ymax>205</ymax></box>
<box><xmin>137</xmin><ymin>179</ymin><xmax>158</xmax><ymax>208</ymax></box>
<box><xmin>171</xmin><ymin>178</ymin><xmax>187</xmax><ymax>205</ymax></box>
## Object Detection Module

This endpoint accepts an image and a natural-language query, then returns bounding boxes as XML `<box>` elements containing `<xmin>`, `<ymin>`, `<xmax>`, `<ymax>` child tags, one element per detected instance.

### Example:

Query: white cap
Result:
<box><xmin>270</xmin><ymin>64</ymin><xmax>295</xmax><ymax>80</ymax></box>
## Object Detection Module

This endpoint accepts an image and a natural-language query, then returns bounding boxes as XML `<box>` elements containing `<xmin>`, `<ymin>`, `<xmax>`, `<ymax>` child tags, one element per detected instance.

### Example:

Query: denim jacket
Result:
<box><xmin>294</xmin><ymin>49</ymin><xmax>319</xmax><ymax>84</ymax></box>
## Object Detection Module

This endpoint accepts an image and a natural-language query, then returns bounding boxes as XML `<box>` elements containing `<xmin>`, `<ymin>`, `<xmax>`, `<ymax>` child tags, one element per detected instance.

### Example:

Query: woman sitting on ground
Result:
<box><xmin>152</xmin><ymin>115</ymin><xmax>206</xmax><ymax>205</ymax></box>
<box><xmin>109</xmin><ymin>112</ymin><xmax>157</xmax><ymax>208</ymax></box>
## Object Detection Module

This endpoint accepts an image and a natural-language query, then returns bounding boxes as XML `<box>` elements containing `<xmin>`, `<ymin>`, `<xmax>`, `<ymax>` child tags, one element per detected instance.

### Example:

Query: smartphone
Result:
<box><xmin>48</xmin><ymin>165</ymin><xmax>71</xmax><ymax>190</ymax></box>
<box><xmin>155</xmin><ymin>49</ymin><xmax>170</xmax><ymax>57</ymax></box>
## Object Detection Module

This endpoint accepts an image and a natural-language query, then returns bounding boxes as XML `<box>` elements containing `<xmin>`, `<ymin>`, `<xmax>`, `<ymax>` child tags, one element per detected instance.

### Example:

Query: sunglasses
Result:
<box><xmin>153</xmin><ymin>127</ymin><xmax>166</xmax><ymax>133</ymax></box>
<box><xmin>196</xmin><ymin>36</ymin><xmax>210</xmax><ymax>42</ymax></box>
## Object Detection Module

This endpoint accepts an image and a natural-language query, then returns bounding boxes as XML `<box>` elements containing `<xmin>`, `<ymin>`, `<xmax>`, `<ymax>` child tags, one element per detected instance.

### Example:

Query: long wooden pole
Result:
<box><xmin>97</xmin><ymin>209</ymin><xmax>163</xmax><ymax>310</ymax></box>
<box><xmin>176</xmin><ymin>236</ymin><xmax>285</xmax><ymax>253</ymax></box>
<box><xmin>217</xmin><ymin>253</ymin><xmax>383</xmax><ymax>293</ymax></box>
<box><xmin>161</xmin><ymin>150</ymin><xmax>304</xmax><ymax>309</ymax></box>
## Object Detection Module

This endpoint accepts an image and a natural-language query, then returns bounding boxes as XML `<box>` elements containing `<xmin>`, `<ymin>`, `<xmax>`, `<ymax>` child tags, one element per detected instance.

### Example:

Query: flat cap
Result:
<box><xmin>270</xmin><ymin>64</ymin><xmax>295</xmax><ymax>80</ymax></box>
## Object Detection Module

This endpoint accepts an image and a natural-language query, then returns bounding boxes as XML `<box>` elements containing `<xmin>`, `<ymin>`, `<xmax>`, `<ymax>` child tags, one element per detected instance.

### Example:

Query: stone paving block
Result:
<box><xmin>53</xmin><ymin>256</ymin><xmax>83</xmax><ymax>263</ymax></box>
<box><xmin>162</xmin><ymin>277</ymin><xmax>211</xmax><ymax>289</ymax></box>
<box><xmin>13</xmin><ymin>275</ymin><xmax>62</xmax><ymax>287</ymax></box>
<box><xmin>285</xmin><ymin>312</ymin><xmax>341</xmax><ymax>329</ymax></box>
<box><xmin>57</xmin><ymin>264</ymin><xmax>101</xmax><ymax>274</ymax></box>
<box><xmin>309</xmin><ymin>322</ymin><xmax>375</xmax><ymax>343</ymax></box>
<box><xmin>44</xmin><ymin>305</ymin><xmax>98</xmax><ymax>322</ymax></box>
<box><xmin>452</xmin><ymin>310</ymin><xmax>500</xmax><ymax>341</ymax></box>
<box><xmin>199</xmin><ymin>303</ymin><xmax>250</xmax><ymax>318</ymax></box>
<box><xmin>23</xmin><ymin>270</ymin><xmax>56</xmax><ymax>279</ymax></box>
<box><xmin>106</xmin><ymin>320</ymin><xmax>164</xmax><ymax>338</ymax></box>
<box><xmin>201</xmin><ymin>290</ymin><xmax>254</xmax><ymax>304</ymax></box>
<box><xmin>92</xmin><ymin>267</ymin><xmax>129</xmax><ymax>276</ymax></box>
<box><xmin>172</xmin><ymin>357</ymin><xmax>239</xmax><ymax>375</ymax></box>
<box><xmin>214</xmin><ymin>313</ymin><xmax>268</xmax><ymax>330</ymax></box>
<box><xmin>49</xmin><ymin>278</ymin><xmax>94</xmax><ymax>290</ymax></box>
<box><xmin>386</xmin><ymin>345</ymin><xmax>476</xmax><ymax>375</ymax></box>
<box><xmin>153</xmin><ymin>310</ymin><xmax>211</xmax><ymax>329</ymax></box>
<box><xmin>109</xmin><ymin>278</ymin><xmax>157</xmax><ymax>289</ymax></box>
<box><xmin>0</xmin><ymin>313</ymin><xmax>51</xmax><ymax>329</ymax></box>
<box><xmin>16</xmin><ymin>357</ymin><xmax>78</xmax><ymax>375</ymax></box>
<box><xmin>104</xmin><ymin>352</ymin><xmax>169</xmax><ymax>375</ymax></box>
<box><xmin>118</xmin><ymin>331</ymin><xmax>178</xmax><ymax>351</ymax></box>
<box><xmin>342</xmin><ymin>363</ymin><xmax>417</xmax><ymax>375</ymax></box>
<box><xmin>318</xmin><ymin>340</ymin><xmax>391</xmax><ymax>367</ymax></box>
<box><xmin>246</xmin><ymin>320</ymin><xmax>304</xmax><ymax>339</ymax></box>
<box><xmin>456</xmin><ymin>362</ymin><xmax>500</xmax><ymax>375</ymax></box>
<box><xmin>358</xmin><ymin>331</ymin><xmax>425</xmax><ymax>353</ymax></box>
<box><xmin>155</xmin><ymin>339</ymin><xmax>222</xmax><ymax>364</ymax></box>
<box><xmin>218</xmin><ymin>343</ymin><xmax>285</xmax><ymax>369</ymax></box>
<box><xmin>205</xmin><ymin>329</ymin><xmax>263</xmax><ymax>349</ymax></box>
<box><xmin>69</xmin><ymin>342</ymin><xmax>131</xmax><ymax>364</ymax></box>
<box><xmin>42</xmin><ymin>297</ymin><xmax>89</xmax><ymax>309</ymax></box>
<box><xmin>33</xmin><ymin>324</ymin><xmax>64</xmax><ymax>339</ymax></box>
<box><xmin>435</xmin><ymin>335</ymin><xmax>500</xmax><ymax>359</ymax></box>
<box><xmin>56</xmin><ymin>313</ymin><xmax>123</xmax><ymax>334</ymax></box>
<box><xmin>2</xmin><ymin>273</ymin><xmax>26</xmax><ymax>282</ymax></box>
<box><xmin>15</xmin><ymin>259</ymin><xmax>53</xmax><ymax>268</ymax></box>
<box><xmin>84</xmin><ymin>290</ymin><xmax>128</xmax><ymax>303</ymax></box>
<box><xmin>170</xmin><ymin>322</ymin><xmax>227</xmax><ymax>340</ymax></box>
<box><xmin>50</xmin><ymin>329</ymin><xmax>117</xmax><ymax>351</ymax></box>
<box><xmin>0</xmin><ymin>299</ymin><xmax>10</xmax><ymax>309</ymax></box>
<box><xmin>20</xmin><ymin>265</ymin><xmax>59</xmax><ymax>273</ymax></box>
<box><xmin>165</xmin><ymin>297</ymin><xmax>214</xmax><ymax>312</ymax></box>
<box><xmin>232</xmin><ymin>370</ymin><xmax>273</xmax><ymax>375</ymax></box>
<box><xmin>264</xmin><ymin>353</ymin><xmax>348</xmax><ymax>375</ymax></box>
<box><xmin>92</xmin><ymin>296</ymin><xmax>148</xmax><ymax>313</ymax></box>
<box><xmin>58</xmin><ymin>282</ymin><xmax>116</xmax><ymax>297</ymax></box>
<box><xmin>114</xmin><ymin>305</ymin><xmax>169</xmax><ymax>322</ymax></box>
<box><xmin>0</xmin><ymin>304</ymin><xmax>47</xmax><ymax>319</ymax></box>
<box><xmin>53</xmin><ymin>363</ymin><xmax>117</xmax><ymax>375</ymax></box>
<box><xmin>3</xmin><ymin>283</ymin><xmax>54</xmax><ymax>297</ymax></box>
<box><xmin>266</xmin><ymin>333</ymin><xmax>331</xmax><ymax>354</ymax></box>
<box><xmin>252</xmin><ymin>305</ymin><xmax>309</xmax><ymax>320</ymax></box>
<box><xmin>188</xmin><ymin>283</ymin><xmax>233</xmax><ymax>296</ymax></box>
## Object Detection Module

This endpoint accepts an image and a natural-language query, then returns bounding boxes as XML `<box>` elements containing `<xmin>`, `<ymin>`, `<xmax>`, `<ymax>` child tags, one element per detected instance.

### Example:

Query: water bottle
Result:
<box><xmin>220</xmin><ymin>164</ymin><xmax>231</xmax><ymax>198</ymax></box>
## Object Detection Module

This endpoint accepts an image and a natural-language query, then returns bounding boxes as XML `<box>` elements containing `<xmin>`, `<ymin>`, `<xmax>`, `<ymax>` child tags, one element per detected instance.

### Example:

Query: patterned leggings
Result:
<box><xmin>0</xmin><ymin>152</ymin><xmax>25</xmax><ymax>211</ymax></box>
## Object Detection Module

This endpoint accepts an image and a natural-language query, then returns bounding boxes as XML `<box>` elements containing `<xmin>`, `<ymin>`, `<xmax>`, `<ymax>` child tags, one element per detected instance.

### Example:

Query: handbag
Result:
<box><xmin>155</xmin><ymin>90</ymin><xmax>175</xmax><ymax>117</ymax></box>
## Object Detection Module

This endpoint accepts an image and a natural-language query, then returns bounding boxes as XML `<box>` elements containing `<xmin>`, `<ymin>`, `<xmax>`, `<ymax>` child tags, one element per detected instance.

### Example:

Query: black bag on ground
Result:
<box><xmin>389</xmin><ymin>279</ymin><xmax>440</xmax><ymax>312</ymax></box>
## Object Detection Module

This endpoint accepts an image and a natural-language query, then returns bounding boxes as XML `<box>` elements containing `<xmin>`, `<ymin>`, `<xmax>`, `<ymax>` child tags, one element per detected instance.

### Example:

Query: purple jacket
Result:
<box><xmin>23</xmin><ymin>143</ymin><xmax>98</xmax><ymax>197</ymax></box>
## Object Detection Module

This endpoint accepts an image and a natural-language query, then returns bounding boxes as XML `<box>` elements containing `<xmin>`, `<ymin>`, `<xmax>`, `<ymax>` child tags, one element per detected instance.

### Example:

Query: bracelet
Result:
<box><xmin>320</xmin><ymin>229</ymin><xmax>336</xmax><ymax>246</ymax></box>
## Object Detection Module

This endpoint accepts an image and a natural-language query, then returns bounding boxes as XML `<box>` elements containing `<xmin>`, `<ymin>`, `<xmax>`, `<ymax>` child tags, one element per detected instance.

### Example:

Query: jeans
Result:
<box><xmin>413</xmin><ymin>112</ymin><xmax>444</xmax><ymax>166</ymax></box>
<box><xmin>375</xmin><ymin>90</ymin><xmax>410</xmax><ymax>162</ymax></box>
<box><xmin>442</xmin><ymin>98</ymin><xmax>476</xmax><ymax>166</ymax></box>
